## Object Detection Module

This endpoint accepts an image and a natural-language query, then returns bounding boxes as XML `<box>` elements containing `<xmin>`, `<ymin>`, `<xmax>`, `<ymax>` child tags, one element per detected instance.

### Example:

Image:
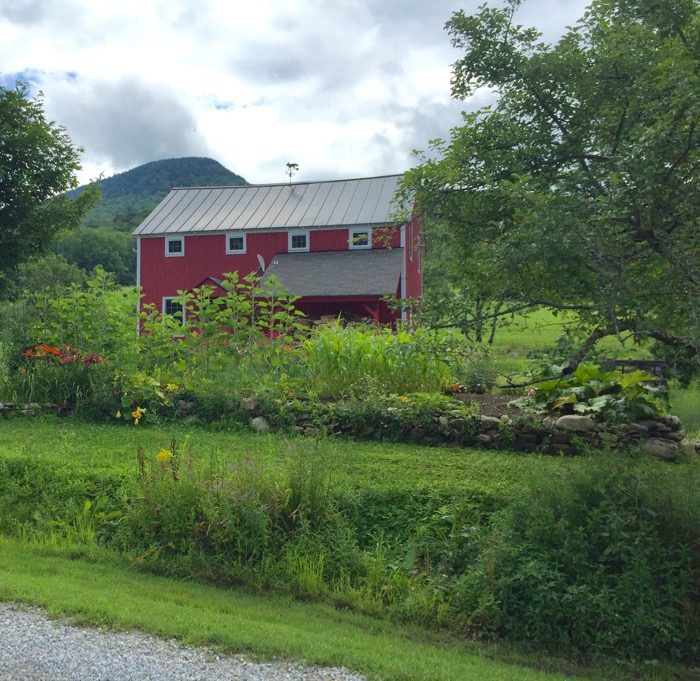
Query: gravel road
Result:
<box><xmin>0</xmin><ymin>603</ymin><xmax>367</xmax><ymax>681</ymax></box>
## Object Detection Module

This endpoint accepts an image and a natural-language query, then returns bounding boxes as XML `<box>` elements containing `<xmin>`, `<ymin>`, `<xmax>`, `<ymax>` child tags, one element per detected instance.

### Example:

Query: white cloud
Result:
<box><xmin>0</xmin><ymin>0</ymin><xmax>591</xmax><ymax>184</ymax></box>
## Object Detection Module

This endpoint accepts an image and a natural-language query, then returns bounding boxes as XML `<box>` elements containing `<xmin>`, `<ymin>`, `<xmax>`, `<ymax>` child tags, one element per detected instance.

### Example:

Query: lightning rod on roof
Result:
<box><xmin>285</xmin><ymin>162</ymin><xmax>299</xmax><ymax>184</ymax></box>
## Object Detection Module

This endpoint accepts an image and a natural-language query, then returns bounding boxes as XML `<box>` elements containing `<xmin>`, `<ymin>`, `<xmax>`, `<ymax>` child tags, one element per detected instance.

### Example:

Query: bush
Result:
<box><xmin>453</xmin><ymin>456</ymin><xmax>700</xmax><ymax>661</ymax></box>
<box><xmin>511</xmin><ymin>363</ymin><xmax>667</xmax><ymax>422</ymax></box>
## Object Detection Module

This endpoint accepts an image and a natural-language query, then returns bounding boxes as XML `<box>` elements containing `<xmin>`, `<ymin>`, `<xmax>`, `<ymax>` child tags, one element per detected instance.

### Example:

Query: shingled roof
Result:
<box><xmin>259</xmin><ymin>249</ymin><xmax>403</xmax><ymax>298</ymax></box>
<box><xmin>133</xmin><ymin>175</ymin><xmax>404</xmax><ymax>236</ymax></box>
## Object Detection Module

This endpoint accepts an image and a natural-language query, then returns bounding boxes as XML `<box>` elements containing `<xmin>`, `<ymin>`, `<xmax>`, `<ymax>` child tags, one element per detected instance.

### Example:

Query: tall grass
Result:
<box><xmin>304</xmin><ymin>322</ymin><xmax>454</xmax><ymax>397</ymax></box>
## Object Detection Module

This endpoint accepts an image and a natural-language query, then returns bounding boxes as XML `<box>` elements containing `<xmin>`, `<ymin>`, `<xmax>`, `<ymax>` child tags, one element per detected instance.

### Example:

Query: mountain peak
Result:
<box><xmin>79</xmin><ymin>157</ymin><xmax>249</xmax><ymax>230</ymax></box>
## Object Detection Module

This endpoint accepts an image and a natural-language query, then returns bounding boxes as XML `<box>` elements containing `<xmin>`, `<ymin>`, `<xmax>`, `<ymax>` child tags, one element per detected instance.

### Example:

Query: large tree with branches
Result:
<box><xmin>402</xmin><ymin>0</ymin><xmax>700</xmax><ymax>377</ymax></box>
<box><xmin>0</xmin><ymin>83</ymin><xmax>96</xmax><ymax>293</ymax></box>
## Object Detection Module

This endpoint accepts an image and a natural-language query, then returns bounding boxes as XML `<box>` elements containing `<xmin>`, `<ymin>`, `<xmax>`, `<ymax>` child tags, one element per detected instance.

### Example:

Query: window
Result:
<box><xmin>288</xmin><ymin>230</ymin><xmax>309</xmax><ymax>252</ymax></box>
<box><xmin>162</xmin><ymin>297</ymin><xmax>184</xmax><ymax>323</ymax></box>
<box><xmin>349</xmin><ymin>227</ymin><xmax>371</xmax><ymax>250</ymax></box>
<box><xmin>165</xmin><ymin>236</ymin><xmax>184</xmax><ymax>257</ymax></box>
<box><xmin>226</xmin><ymin>231</ymin><xmax>246</xmax><ymax>254</ymax></box>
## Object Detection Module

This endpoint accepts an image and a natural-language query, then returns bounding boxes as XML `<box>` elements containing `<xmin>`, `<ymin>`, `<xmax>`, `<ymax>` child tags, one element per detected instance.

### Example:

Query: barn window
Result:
<box><xmin>349</xmin><ymin>227</ymin><xmax>371</xmax><ymax>250</ymax></box>
<box><xmin>162</xmin><ymin>296</ymin><xmax>184</xmax><ymax>323</ymax></box>
<box><xmin>226</xmin><ymin>231</ymin><xmax>246</xmax><ymax>254</ymax></box>
<box><xmin>165</xmin><ymin>236</ymin><xmax>184</xmax><ymax>257</ymax></box>
<box><xmin>288</xmin><ymin>230</ymin><xmax>309</xmax><ymax>252</ymax></box>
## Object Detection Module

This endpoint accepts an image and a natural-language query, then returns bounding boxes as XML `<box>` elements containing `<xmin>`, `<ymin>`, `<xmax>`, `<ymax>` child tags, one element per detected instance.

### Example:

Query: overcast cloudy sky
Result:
<box><xmin>1</xmin><ymin>0</ymin><xmax>588</xmax><ymax>185</ymax></box>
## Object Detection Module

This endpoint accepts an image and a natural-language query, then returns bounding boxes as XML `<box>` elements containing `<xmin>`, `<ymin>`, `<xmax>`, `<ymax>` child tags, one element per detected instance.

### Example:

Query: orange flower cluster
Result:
<box><xmin>24</xmin><ymin>343</ymin><xmax>60</xmax><ymax>358</ymax></box>
<box><xmin>23</xmin><ymin>344</ymin><xmax>104</xmax><ymax>367</ymax></box>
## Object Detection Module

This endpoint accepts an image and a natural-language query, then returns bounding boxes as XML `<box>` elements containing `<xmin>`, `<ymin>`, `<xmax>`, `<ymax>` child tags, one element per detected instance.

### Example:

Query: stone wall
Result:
<box><xmin>3</xmin><ymin>398</ymin><xmax>698</xmax><ymax>462</ymax></box>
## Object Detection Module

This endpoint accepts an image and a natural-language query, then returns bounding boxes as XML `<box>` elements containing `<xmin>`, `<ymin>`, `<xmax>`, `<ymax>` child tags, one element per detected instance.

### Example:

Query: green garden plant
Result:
<box><xmin>304</xmin><ymin>322</ymin><xmax>457</xmax><ymax>398</ymax></box>
<box><xmin>511</xmin><ymin>363</ymin><xmax>666</xmax><ymax>422</ymax></box>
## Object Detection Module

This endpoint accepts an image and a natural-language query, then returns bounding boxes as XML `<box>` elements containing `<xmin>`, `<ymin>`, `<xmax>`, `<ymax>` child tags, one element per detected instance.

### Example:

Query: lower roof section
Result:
<box><xmin>260</xmin><ymin>248</ymin><xmax>403</xmax><ymax>298</ymax></box>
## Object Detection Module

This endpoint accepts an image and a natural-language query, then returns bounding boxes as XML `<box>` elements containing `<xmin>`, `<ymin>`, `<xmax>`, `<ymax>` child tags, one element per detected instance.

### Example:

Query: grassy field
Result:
<box><xmin>0</xmin><ymin>416</ymin><xmax>576</xmax><ymax>492</ymax></box>
<box><xmin>0</xmin><ymin>537</ymin><xmax>590</xmax><ymax>681</ymax></box>
<box><xmin>1</xmin><ymin>418</ymin><xmax>698</xmax><ymax>679</ymax></box>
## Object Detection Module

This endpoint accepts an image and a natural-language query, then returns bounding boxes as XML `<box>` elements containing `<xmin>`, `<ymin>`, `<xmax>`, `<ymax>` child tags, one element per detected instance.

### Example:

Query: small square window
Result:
<box><xmin>163</xmin><ymin>297</ymin><xmax>184</xmax><ymax>323</ymax></box>
<box><xmin>349</xmin><ymin>228</ymin><xmax>371</xmax><ymax>250</ymax></box>
<box><xmin>226</xmin><ymin>231</ymin><xmax>246</xmax><ymax>254</ymax></box>
<box><xmin>288</xmin><ymin>230</ymin><xmax>309</xmax><ymax>252</ymax></box>
<box><xmin>165</xmin><ymin>237</ymin><xmax>184</xmax><ymax>257</ymax></box>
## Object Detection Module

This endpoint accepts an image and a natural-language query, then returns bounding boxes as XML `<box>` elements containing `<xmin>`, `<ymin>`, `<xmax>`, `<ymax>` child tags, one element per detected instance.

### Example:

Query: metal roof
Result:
<box><xmin>259</xmin><ymin>248</ymin><xmax>403</xmax><ymax>298</ymax></box>
<box><xmin>133</xmin><ymin>175</ymin><xmax>405</xmax><ymax>236</ymax></box>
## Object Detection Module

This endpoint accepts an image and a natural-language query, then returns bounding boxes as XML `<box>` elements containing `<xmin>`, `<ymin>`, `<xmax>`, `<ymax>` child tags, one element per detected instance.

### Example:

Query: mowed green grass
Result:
<box><xmin>488</xmin><ymin>309</ymin><xmax>652</xmax><ymax>376</ymax></box>
<box><xmin>0</xmin><ymin>537</ymin><xmax>587</xmax><ymax>681</ymax></box>
<box><xmin>0</xmin><ymin>416</ymin><xmax>573</xmax><ymax>495</ymax></box>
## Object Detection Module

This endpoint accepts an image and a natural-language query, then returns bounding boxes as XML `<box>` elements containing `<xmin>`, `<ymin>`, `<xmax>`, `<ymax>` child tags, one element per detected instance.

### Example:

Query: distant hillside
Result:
<box><xmin>76</xmin><ymin>157</ymin><xmax>248</xmax><ymax>230</ymax></box>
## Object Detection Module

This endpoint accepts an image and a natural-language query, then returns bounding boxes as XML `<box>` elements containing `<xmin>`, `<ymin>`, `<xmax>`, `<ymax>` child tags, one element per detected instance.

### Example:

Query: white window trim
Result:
<box><xmin>348</xmin><ymin>227</ymin><xmax>372</xmax><ymax>250</ymax></box>
<box><xmin>226</xmin><ymin>231</ymin><xmax>247</xmax><ymax>255</ymax></box>
<box><xmin>162</xmin><ymin>296</ymin><xmax>185</xmax><ymax>323</ymax></box>
<box><xmin>288</xmin><ymin>230</ymin><xmax>310</xmax><ymax>252</ymax></box>
<box><xmin>165</xmin><ymin>236</ymin><xmax>185</xmax><ymax>257</ymax></box>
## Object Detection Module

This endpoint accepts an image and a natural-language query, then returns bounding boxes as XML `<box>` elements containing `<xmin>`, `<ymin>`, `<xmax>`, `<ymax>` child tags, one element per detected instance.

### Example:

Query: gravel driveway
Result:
<box><xmin>0</xmin><ymin>603</ymin><xmax>366</xmax><ymax>681</ymax></box>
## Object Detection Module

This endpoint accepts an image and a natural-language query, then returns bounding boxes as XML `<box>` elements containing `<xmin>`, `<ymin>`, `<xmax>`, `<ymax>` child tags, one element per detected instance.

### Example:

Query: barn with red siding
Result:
<box><xmin>133</xmin><ymin>174</ymin><xmax>421</xmax><ymax>324</ymax></box>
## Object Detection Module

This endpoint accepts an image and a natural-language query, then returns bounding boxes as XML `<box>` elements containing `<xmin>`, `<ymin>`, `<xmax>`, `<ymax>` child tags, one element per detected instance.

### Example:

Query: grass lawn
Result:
<box><xmin>1</xmin><ymin>418</ymin><xmax>697</xmax><ymax>680</ymax></box>
<box><xmin>0</xmin><ymin>536</ymin><xmax>679</xmax><ymax>681</ymax></box>
<box><xmin>487</xmin><ymin>309</ymin><xmax>652</xmax><ymax>376</ymax></box>
<box><xmin>0</xmin><ymin>416</ymin><xmax>576</xmax><ymax>493</ymax></box>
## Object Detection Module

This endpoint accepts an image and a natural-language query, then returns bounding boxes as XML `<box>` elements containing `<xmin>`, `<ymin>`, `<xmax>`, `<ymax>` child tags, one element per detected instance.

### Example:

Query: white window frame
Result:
<box><xmin>162</xmin><ymin>296</ymin><xmax>185</xmax><ymax>323</ymax></box>
<box><xmin>165</xmin><ymin>236</ymin><xmax>184</xmax><ymax>257</ymax></box>
<box><xmin>288</xmin><ymin>230</ymin><xmax>310</xmax><ymax>252</ymax></box>
<box><xmin>226</xmin><ymin>231</ymin><xmax>247</xmax><ymax>255</ymax></box>
<box><xmin>348</xmin><ymin>227</ymin><xmax>372</xmax><ymax>250</ymax></box>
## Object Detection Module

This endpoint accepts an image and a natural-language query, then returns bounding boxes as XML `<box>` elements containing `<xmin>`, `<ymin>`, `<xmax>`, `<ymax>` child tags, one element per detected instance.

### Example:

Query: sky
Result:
<box><xmin>0</xmin><ymin>0</ymin><xmax>589</xmax><ymax>186</ymax></box>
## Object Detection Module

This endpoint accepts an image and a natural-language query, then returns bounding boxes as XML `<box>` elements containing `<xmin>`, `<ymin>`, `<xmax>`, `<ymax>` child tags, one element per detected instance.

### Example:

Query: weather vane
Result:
<box><xmin>285</xmin><ymin>162</ymin><xmax>299</xmax><ymax>184</ymax></box>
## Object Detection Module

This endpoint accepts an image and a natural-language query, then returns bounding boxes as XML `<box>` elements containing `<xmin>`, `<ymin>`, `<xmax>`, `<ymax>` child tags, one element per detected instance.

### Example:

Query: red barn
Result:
<box><xmin>134</xmin><ymin>174</ymin><xmax>421</xmax><ymax>324</ymax></box>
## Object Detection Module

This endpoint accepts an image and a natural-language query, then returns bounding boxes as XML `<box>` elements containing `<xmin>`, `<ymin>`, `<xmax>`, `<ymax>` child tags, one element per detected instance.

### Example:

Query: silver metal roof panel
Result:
<box><xmin>133</xmin><ymin>174</ymin><xmax>404</xmax><ymax>235</ymax></box>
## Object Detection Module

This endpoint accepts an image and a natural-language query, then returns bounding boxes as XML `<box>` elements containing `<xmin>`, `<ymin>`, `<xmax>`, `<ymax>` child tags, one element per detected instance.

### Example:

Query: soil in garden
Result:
<box><xmin>455</xmin><ymin>392</ymin><xmax>522</xmax><ymax>418</ymax></box>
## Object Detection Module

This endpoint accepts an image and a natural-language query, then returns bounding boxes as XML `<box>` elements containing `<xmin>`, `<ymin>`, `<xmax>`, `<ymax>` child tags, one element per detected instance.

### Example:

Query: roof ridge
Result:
<box><xmin>170</xmin><ymin>173</ymin><xmax>404</xmax><ymax>191</ymax></box>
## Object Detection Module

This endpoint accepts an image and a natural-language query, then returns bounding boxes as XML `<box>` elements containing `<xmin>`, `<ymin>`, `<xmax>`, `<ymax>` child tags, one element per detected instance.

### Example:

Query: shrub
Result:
<box><xmin>453</xmin><ymin>456</ymin><xmax>700</xmax><ymax>661</ymax></box>
<box><xmin>511</xmin><ymin>363</ymin><xmax>666</xmax><ymax>422</ymax></box>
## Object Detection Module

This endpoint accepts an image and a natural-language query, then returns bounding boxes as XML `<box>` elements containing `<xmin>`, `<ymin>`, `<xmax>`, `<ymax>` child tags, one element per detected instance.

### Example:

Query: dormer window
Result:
<box><xmin>288</xmin><ymin>230</ymin><xmax>309</xmax><ymax>252</ymax></box>
<box><xmin>165</xmin><ymin>236</ymin><xmax>184</xmax><ymax>257</ymax></box>
<box><xmin>349</xmin><ymin>227</ymin><xmax>371</xmax><ymax>250</ymax></box>
<box><xmin>226</xmin><ymin>231</ymin><xmax>246</xmax><ymax>254</ymax></box>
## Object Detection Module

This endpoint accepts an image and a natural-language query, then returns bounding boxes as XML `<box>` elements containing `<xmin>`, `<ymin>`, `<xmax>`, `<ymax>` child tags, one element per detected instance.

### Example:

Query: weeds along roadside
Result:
<box><xmin>0</xmin><ymin>434</ymin><xmax>698</xmax><ymax>665</ymax></box>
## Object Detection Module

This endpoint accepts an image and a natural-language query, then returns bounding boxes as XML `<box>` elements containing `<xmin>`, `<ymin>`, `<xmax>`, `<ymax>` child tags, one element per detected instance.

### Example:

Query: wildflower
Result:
<box><xmin>526</xmin><ymin>387</ymin><xmax>536</xmax><ymax>398</ymax></box>
<box><xmin>398</xmin><ymin>395</ymin><xmax>409</xmax><ymax>402</ymax></box>
<box><xmin>156</xmin><ymin>448</ymin><xmax>172</xmax><ymax>463</ymax></box>
<box><xmin>115</xmin><ymin>410</ymin><xmax>122</xmax><ymax>419</ymax></box>
<box><xmin>132</xmin><ymin>406</ymin><xmax>146</xmax><ymax>425</ymax></box>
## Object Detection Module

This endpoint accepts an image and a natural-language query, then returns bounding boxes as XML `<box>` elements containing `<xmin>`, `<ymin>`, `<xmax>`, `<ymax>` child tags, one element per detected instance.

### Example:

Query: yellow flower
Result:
<box><xmin>156</xmin><ymin>448</ymin><xmax>172</xmax><ymax>463</ymax></box>
<box><xmin>398</xmin><ymin>395</ymin><xmax>409</xmax><ymax>402</ymax></box>
<box><xmin>131</xmin><ymin>406</ymin><xmax>146</xmax><ymax>425</ymax></box>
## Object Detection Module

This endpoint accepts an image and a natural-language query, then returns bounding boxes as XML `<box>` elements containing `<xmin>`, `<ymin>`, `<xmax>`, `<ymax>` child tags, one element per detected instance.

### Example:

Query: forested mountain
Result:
<box><xmin>76</xmin><ymin>157</ymin><xmax>248</xmax><ymax>230</ymax></box>
<box><xmin>36</xmin><ymin>157</ymin><xmax>249</xmax><ymax>286</ymax></box>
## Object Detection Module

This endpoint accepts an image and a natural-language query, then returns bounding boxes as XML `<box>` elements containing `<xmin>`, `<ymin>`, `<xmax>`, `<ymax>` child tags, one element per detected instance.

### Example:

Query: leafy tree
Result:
<box><xmin>0</xmin><ymin>83</ymin><xmax>97</xmax><ymax>292</ymax></box>
<box><xmin>53</xmin><ymin>227</ymin><xmax>136</xmax><ymax>285</ymax></box>
<box><xmin>402</xmin><ymin>0</ymin><xmax>700</xmax><ymax>376</ymax></box>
